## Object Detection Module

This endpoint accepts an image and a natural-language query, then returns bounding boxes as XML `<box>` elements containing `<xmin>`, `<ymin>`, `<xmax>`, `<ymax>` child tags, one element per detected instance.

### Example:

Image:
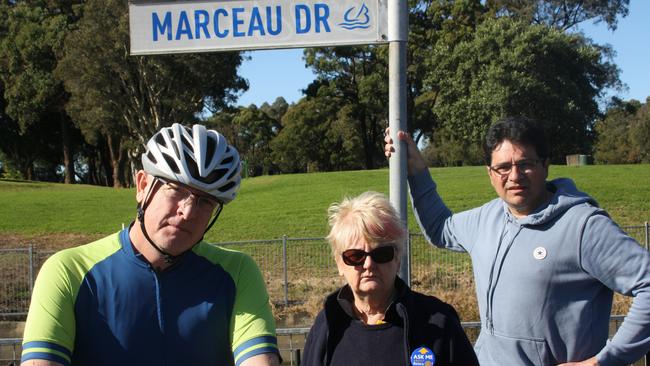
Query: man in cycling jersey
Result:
<box><xmin>21</xmin><ymin>124</ymin><xmax>281</xmax><ymax>366</ymax></box>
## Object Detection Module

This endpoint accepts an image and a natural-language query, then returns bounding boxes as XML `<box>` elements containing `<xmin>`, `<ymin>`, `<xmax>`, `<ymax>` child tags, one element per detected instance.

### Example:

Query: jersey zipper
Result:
<box><xmin>149</xmin><ymin>266</ymin><xmax>165</xmax><ymax>332</ymax></box>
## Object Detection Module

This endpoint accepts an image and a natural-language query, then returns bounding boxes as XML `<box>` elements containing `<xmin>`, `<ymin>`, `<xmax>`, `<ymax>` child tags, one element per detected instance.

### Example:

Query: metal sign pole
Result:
<box><xmin>388</xmin><ymin>0</ymin><xmax>409</xmax><ymax>285</ymax></box>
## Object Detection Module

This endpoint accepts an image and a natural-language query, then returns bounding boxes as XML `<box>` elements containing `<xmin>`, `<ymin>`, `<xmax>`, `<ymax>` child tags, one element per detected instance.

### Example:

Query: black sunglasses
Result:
<box><xmin>341</xmin><ymin>246</ymin><xmax>395</xmax><ymax>266</ymax></box>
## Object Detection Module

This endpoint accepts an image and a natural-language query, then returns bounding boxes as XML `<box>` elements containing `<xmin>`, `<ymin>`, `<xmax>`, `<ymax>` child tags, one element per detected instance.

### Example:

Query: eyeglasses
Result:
<box><xmin>341</xmin><ymin>246</ymin><xmax>395</xmax><ymax>266</ymax></box>
<box><xmin>489</xmin><ymin>159</ymin><xmax>542</xmax><ymax>177</ymax></box>
<box><xmin>156</xmin><ymin>177</ymin><xmax>220</xmax><ymax>213</ymax></box>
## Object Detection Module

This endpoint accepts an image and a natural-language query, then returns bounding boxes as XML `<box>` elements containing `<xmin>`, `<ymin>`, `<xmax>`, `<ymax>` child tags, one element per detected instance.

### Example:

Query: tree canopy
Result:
<box><xmin>56</xmin><ymin>0</ymin><xmax>246</xmax><ymax>186</ymax></box>
<box><xmin>0</xmin><ymin>0</ymin><xmax>641</xmax><ymax>184</ymax></box>
<box><xmin>486</xmin><ymin>0</ymin><xmax>630</xmax><ymax>30</ymax></box>
<box><xmin>207</xmin><ymin>101</ymin><xmax>283</xmax><ymax>176</ymax></box>
<box><xmin>594</xmin><ymin>98</ymin><xmax>650</xmax><ymax>164</ymax></box>
<box><xmin>425</xmin><ymin>16</ymin><xmax>620</xmax><ymax>164</ymax></box>
<box><xmin>0</xmin><ymin>0</ymin><xmax>82</xmax><ymax>183</ymax></box>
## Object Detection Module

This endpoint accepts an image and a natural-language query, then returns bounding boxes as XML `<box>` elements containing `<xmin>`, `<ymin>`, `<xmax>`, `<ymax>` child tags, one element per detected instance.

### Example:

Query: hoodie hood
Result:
<box><xmin>516</xmin><ymin>178</ymin><xmax>598</xmax><ymax>226</ymax></box>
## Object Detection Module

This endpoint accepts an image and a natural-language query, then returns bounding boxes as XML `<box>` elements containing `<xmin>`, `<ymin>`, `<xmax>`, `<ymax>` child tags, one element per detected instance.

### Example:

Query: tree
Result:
<box><xmin>0</xmin><ymin>81</ymin><xmax>68</xmax><ymax>181</ymax></box>
<box><xmin>594</xmin><ymin>97</ymin><xmax>650</xmax><ymax>163</ymax></box>
<box><xmin>208</xmin><ymin>104</ymin><xmax>281</xmax><ymax>176</ymax></box>
<box><xmin>486</xmin><ymin>0</ymin><xmax>629</xmax><ymax>30</ymax></box>
<box><xmin>425</xmin><ymin>17</ymin><xmax>621</xmax><ymax>163</ymax></box>
<box><xmin>629</xmin><ymin>99</ymin><xmax>650</xmax><ymax>163</ymax></box>
<box><xmin>0</xmin><ymin>0</ymin><xmax>82</xmax><ymax>183</ymax></box>
<box><xmin>271</xmin><ymin>93</ymin><xmax>363</xmax><ymax>173</ymax></box>
<box><xmin>303</xmin><ymin>45</ymin><xmax>389</xmax><ymax>170</ymax></box>
<box><xmin>407</xmin><ymin>0</ymin><xmax>487</xmax><ymax>145</ymax></box>
<box><xmin>259</xmin><ymin>97</ymin><xmax>289</xmax><ymax>122</ymax></box>
<box><xmin>0</xmin><ymin>84</ymin><xmax>40</xmax><ymax>180</ymax></box>
<box><xmin>57</xmin><ymin>0</ymin><xmax>247</xmax><ymax>186</ymax></box>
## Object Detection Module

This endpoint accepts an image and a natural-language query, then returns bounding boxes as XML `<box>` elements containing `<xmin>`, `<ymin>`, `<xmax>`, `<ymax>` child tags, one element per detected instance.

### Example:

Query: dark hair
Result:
<box><xmin>483</xmin><ymin>116</ymin><xmax>549</xmax><ymax>165</ymax></box>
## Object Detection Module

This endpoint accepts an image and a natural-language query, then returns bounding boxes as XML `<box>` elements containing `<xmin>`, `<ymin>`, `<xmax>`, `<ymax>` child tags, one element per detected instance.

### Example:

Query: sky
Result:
<box><xmin>235</xmin><ymin>0</ymin><xmax>650</xmax><ymax>107</ymax></box>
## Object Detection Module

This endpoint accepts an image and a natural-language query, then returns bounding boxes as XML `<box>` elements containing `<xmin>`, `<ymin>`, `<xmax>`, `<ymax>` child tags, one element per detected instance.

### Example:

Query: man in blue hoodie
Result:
<box><xmin>384</xmin><ymin>117</ymin><xmax>650</xmax><ymax>366</ymax></box>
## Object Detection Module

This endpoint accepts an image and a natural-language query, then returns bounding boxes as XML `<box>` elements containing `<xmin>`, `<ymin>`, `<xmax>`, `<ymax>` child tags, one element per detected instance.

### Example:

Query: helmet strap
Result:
<box><xmin>204</xmin><ymin>204</ymin><xmax>223</xmax><ymax>234</ymax></box>
<box><xmin>138</xmin><ymin>178</ymin><xmax>179</xmax><ymax>264</ymax></box>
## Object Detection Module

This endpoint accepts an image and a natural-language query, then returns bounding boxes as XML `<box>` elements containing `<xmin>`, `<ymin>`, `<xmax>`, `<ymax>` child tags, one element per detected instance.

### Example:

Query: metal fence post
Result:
<box><xmin>28</xmin><ymin>244</ymin><xmax>34</xmax><ymax>294</ymax></box>
<box><xmin>643</xmin><ymin>221</ymin><xmax>650</xmax><ymax>250</ymax></box>
<box><xmin>407</xmin><ymin>232</ymin><xmax>413</xmax><ymax>283</ymax></box>
<box><xmin>283</xmin><ymin>235</ymin><xmax>289</xmax><ymax>306</ymax></box>
<box><xmin>293</xmin><ymin>349</ymin><xmax>301</xmax><ymax>366</ymax></box>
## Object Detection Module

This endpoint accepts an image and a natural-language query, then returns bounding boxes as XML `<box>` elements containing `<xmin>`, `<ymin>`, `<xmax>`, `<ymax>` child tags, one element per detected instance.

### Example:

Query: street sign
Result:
<box><xmin>129</xmin><ymin>0</ymin><xmax>388</xmax><ymax>55</ymax></box>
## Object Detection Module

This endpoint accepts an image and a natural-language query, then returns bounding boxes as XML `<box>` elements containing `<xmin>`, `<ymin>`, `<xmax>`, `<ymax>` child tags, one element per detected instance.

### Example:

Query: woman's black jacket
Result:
<box><xmin>301</xmin><ymin>277</ymin><xmax>479</xmax><ymax>366</ymax></box>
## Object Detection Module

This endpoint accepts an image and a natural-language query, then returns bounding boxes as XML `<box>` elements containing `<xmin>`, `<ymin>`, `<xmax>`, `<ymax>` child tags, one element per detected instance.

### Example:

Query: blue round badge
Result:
<box><xmin>410</xmin><ymin>346</ymin><xmax>436</xmax><ymax>366</ymax></box>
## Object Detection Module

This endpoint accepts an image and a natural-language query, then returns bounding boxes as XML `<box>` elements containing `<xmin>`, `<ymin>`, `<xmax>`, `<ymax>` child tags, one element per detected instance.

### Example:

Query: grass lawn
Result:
<box><xmin>1</xmin><ymin>164</ymin><xmax>649</xmax><ymax>245</ymax></box>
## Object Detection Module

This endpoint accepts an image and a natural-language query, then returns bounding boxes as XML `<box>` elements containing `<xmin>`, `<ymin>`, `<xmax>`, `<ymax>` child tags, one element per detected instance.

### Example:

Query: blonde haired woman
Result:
<box><xmin>302</xmin><ymin>191</ymin><xmax>477</xmax><ymax>366</ymax></box>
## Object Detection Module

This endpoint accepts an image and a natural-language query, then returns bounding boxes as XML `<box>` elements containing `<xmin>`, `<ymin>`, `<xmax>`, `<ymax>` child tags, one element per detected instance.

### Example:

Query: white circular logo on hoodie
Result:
<box><xmin>533</xmin><ymin>247</ymin><xmax>547</xmax><ymax>260</ymax></box>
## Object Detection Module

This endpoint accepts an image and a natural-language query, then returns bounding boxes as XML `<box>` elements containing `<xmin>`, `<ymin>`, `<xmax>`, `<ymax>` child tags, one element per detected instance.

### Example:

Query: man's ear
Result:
<box><xmin>135</xmin><ymin>170</ymin><xmax>150</xmax><ymax>204</ymax></box>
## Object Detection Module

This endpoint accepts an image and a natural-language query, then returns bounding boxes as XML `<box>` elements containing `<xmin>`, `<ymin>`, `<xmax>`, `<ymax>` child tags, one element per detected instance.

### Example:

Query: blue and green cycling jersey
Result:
<box><xmin>22</xmin><ymin>229</ymin><xmax>279</xmax><ymax>366</ymax></box>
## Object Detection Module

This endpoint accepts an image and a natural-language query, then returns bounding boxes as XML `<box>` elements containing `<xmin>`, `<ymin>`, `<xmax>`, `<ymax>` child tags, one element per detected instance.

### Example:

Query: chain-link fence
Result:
<box><xmin>217</xmin><ymin>237</ymin><xmax>340</xmax><ymax>309</ymax></box>
<box><xmin>1</xmin><ymin>223</ymin><xmax>649</xmax><ymax>365</ymax></box>
<box><xmin>2</xmin><ymin>224</ymin><xmax>649</xmax><ymax>317</ymax></box>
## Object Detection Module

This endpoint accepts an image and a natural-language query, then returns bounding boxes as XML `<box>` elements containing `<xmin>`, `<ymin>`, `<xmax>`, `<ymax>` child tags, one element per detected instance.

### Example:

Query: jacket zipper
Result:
<box><xmin>486</xmin><ymin>222</ymin><xmax>522</xmax><ymax>333</ymax></box>
<box><xmin>399</xmin><ymin>303</ymin><xmax>410</xmax><ymax>366</ymax></box>
<box><xmin>485</xmin><ymin>222</ymin><xmax>506</xmax><ymax>333</ymax></box>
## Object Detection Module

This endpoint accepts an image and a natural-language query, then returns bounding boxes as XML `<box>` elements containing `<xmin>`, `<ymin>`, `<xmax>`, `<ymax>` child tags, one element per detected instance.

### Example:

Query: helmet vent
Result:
<box><xmin>171</xmin><ymin>140</ymin><xmax>181</xmax><ymax>159</ymax></box>
<box><xmin>184</xmin><ymin>151</ymin><xmax>200</xmax><ymax>177</ymax></box>
<box><xmin>222</xmin><ymin>156</ymin><xmax>233</xmax><ymax>165</ymax></box>
<box><xmin>146</xmin><ymin>151</ymin><xmax>157</xmax><ymax>164</ymax></box>
<box><xmin>219</xmin><ymin>181</ymin><xmax>236</xmax><ymax>192</ymax></box>
<box><xmin>181</xmin><ymin>135</ymin><xmax>192</xmax><ymax>151</ymax></box>
<box><xmin>201</xmin><ymin>168</ymin><xmax>227</xmax><ymax>184</ymax></box>
<box><xmin>163</xmin><ymin>154</ymin><xmax>180</xmax><ymax>174</ymax></box>
<box><xmin>226</xmin><ymin>167</ymin><xmax>238</xmax><ymax>180</ymax></box>
<box><xmin>205</xmin><ymin>137</ymin><xmax>216</xmax><ymax>168</ymax></box>
<box><xmin>155</xmin><ymin>134</ymin><xmax>167</xmax><ymax>147</ymax></box>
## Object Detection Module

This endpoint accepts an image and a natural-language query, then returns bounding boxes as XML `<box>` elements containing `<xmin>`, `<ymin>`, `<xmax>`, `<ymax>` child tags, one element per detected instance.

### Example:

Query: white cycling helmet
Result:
<box><xmin>141</xmin><ymin>123</ymin><xmax>241</xmax><ymax>204</ymax></box>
